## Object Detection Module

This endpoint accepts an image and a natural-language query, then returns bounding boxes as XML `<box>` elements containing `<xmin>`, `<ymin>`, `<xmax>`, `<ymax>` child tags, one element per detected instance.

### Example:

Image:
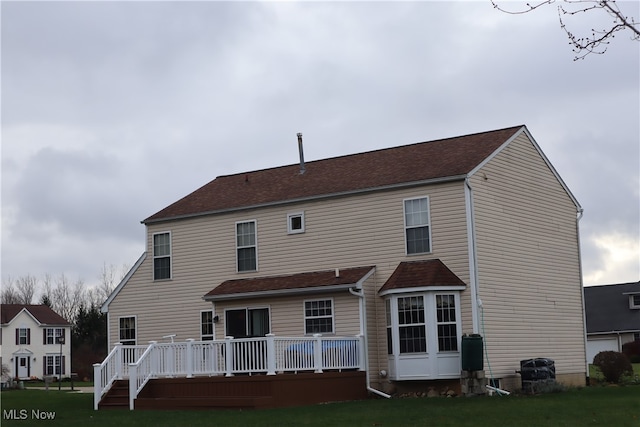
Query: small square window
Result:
<box><xmin>630</xmin><ymin>294</ymin><xmax>640</xmax><ymax>309</ymax></box>
<box><xmin>287</xmin><ymin>212</ymin><xmax>305</xmax><ymax>234</ymax></box>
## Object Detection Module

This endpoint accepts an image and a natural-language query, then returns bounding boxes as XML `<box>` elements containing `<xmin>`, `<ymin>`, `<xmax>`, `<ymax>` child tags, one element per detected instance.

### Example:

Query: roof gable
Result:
<box><xmin>378</xmin><ymin>259</ymin><xmax>467</xmax><ymax>295</ymax></box>
<box><xmin>145</xmin><ymin>126</ymin><xmax>524</xmax><ymax>223</ymax></box>
<box><xmin>0</xmin><ymin>304</ymin><xmax>70</xmax><ymax>326</ymax></box>
<box><xmin>204</xmin><ymin>266</ymin><xmax>375</xmax><ymax>301</ymax></box>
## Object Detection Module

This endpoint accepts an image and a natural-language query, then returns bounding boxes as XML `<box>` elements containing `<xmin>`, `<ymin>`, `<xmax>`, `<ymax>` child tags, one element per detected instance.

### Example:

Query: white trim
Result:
<box><xmin>118</xmin><ymin>315</ymin><xmax>137</xmax><ymax>345</ymax></box>
<box><xmin>303</xmin><ymin>297</ymin><xmax>335</xmax><ymax>335</ymax></box>
<box><xmin>152</xmin><ymin>231</ymin><xmax>172</xmax><ymax>281</ymax></box>
<box><xmin>200</xmin><ymin>309</ymin><xmax>215</xmax><ymax>340</ymax></box>
<box><xmin>403</xmin><ymin>196</ymin><xmax>433</xmax><ymax>256</ymax></box>
<box><xmin>287</xmin><ymin>211</ymin><xmax>305</xmax><ymax>234</ymax></box>
<box><xmin>629</xmin><ymin>295</ymin><xmax>640</xmax><ymax>309</ymax></box>
<box><xmin>101</xmin><ymin>252</ymin><xmax>146</xmax><ymax>313</ymax></box>
<box><xmin>378</xmin><ymin>285</ymin><xmax>466</xmax><ymax>297</ymax></box>
<box><xmin>235</xmin><ymin>219</ymin><xmax>258</xmax><ymax>273</ymax></box>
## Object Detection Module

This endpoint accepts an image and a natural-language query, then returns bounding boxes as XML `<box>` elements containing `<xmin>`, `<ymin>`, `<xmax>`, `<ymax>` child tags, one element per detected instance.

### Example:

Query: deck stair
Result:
<box><xmin>97</xmin><ymin>380</ymin><xmax>129</xmax><ymax>410</ymax></box>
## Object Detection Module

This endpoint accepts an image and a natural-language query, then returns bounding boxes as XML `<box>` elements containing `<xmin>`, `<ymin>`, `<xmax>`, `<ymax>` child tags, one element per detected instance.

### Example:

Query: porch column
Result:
<box><xmin>313</xmin><ymin>334</ymin><xmax>323</xmax><ymax>374</ymax></box>
<box><xmin>186</xmin><ymin>339</ymin><xmax>194</xmax><ymax>378</ymax></box>
<box><xmin>148</xmin><ymin>341</ymin><xmax>158</xmax><ymax>378</ymax></box>
<box><xmin>224</xmin><ymin>336</ymin><xmax>234</xmax><ymax>377</ymax></box>
<box><xmin>266</xmin><ymin>334</ymin><xmax>276</xmax><ymax>375</ymax></box>
<box><xmin>128</xmin><ymin>363</ymin><xmax>137</xmax><ymax>410</ymax></box>
<box><xmin>114</xmin><ymin>343</ymin><xmax>122</xmax><ymax>379</ymax></box>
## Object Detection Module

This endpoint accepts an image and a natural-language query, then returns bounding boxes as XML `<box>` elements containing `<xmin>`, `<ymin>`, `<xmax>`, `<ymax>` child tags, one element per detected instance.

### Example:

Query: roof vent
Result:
<box><xmin>297</xmin><ymin>132</ymin><xmax>306</xmax><ymax>175</ymax></box>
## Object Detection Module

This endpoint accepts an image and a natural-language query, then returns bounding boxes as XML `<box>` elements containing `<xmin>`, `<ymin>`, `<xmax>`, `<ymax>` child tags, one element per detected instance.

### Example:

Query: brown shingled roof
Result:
<box><xmin>1</xmin><ymin>304</ymin><xmax>71</xmax><ymax>325</ymax></box>
<box><xmin>145</xmin><ymin>126</ymin><xmax>524</xmax><ymax>223</ymax></box>
<box><xmin>378</xmin><ymin>260</ymin><xmax>466</xmax><ymax>294</ymax></box>
<box><xmin>204</xmin><ymin>266</ymin><xmax>375</xmax><ymax>301</ymax></box>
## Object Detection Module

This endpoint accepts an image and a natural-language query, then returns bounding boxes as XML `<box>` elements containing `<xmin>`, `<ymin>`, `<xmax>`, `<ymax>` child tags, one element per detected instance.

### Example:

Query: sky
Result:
<box><xmin>1</xmin><ymin>1</ymin><xmax>638</xmax><ymax>293</ymax></box>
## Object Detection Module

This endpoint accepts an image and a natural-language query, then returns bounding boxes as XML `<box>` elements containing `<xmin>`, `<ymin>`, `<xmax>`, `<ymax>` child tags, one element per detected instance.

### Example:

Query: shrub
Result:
<box><xmin>593</xmin><ymin>351</ymin><xmax>633</xmax><ymax>383</ymax></box>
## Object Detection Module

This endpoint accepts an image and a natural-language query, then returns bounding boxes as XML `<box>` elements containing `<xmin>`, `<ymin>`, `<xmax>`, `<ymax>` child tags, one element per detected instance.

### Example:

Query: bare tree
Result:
<box><xmin>492</xmin><ymin>0</ymin><xmax>640</xmax><ymax>60</ymax></box>
<box><xmin>14</xmin><ymin>275</ymin><xmax>38</xmax><ymax>304</ymax></box>
<box><xmin>0</xmin><ymin>277</ymin><xmax>20</xmax><ymax>304</ymax></box>
<box><xmin>50</xmin><ymin>273</ymin><xmax>86</xmax><ymax>322</ymax></box>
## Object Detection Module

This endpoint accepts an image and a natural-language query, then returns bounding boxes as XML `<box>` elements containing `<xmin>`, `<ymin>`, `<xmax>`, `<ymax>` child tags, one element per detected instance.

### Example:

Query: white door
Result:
<box><xmin>586</xmin><ymin>337</ymin><xmax>619</xmax><ymax>363</ymax></box>
<box><xmin>17</xmin><ymin>356</ymin><xmax>29</xmax><ymax>378</ymax></box>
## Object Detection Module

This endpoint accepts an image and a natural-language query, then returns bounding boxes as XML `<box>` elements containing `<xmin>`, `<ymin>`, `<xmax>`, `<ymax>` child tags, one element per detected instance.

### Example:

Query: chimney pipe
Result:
<box><xmin>297</xmin><ymin>132</ymin><xmax>306</xmax><ymax>175</ymax></box>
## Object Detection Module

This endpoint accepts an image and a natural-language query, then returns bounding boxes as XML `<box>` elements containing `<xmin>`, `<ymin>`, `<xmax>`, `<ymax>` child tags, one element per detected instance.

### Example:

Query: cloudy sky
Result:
<box><xmin>2</xmin><ymin>1</ymin><xmax>638</xmax><ymax>292</ymax></box>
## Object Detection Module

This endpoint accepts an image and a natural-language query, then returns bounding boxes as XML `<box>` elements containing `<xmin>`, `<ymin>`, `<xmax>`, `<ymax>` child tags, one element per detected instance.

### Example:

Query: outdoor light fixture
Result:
<box><xmin>56</xmin><ymin>336</ymin><xmax>65</xmax><ymax>391</ymax></box>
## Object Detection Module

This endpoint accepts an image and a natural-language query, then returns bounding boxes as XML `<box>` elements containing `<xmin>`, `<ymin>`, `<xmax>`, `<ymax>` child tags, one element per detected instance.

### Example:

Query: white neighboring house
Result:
<box><xmin>0</xmin><ymin>304</ymin><xmax>71</xmax><ymax>380</ymax></box>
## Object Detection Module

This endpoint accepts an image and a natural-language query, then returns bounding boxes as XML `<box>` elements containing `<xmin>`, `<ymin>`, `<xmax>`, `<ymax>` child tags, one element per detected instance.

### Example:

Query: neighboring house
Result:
<box><xmin>584</xmin><ymin>281</ymin><xmax>640</xmax><ymax>363</ymax></box>
<box><xmin>0</xmin><ymin>304</ymin><xmax>71</xmax><ymax>380</ymax></box>
<box><xmin>102</xmin><ymin>125</ymin><xmax>586</xmax><ymax>395</ymax></box>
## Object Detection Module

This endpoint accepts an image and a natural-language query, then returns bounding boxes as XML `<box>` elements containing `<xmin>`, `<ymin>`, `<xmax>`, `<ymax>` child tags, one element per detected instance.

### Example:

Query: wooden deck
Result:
<box><xmin>99</xmin><ymin>371</ymin><xmax>368</xmax><ymax>410</ymax></box>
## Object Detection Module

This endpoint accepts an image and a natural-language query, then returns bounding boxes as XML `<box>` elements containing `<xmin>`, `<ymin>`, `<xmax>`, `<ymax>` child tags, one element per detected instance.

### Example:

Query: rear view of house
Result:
<box><xmin>99</xmin><ymin>125</ymin><xmax>586</xmax><ymax>408</ymax></box>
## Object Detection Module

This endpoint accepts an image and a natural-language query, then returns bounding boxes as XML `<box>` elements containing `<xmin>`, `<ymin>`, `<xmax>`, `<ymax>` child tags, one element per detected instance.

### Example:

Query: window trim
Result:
<box><xmin>303</xmin><ymin>298</ymin><xmax>335</xmax><ymax>335</ymax></box>
<box><xmin>287</xmin><ymin>211</ymin><xmax>305</xmax><ymax>234</ymax></box>
<box><xmin>236</xmin><ymin>220</ymin><xmax>258</xmax><ymax>273</ymax></box>
<box><xmin>397</xmin><ymin>296</ymin><xmax>427</xmax><ymax>354</ymax></box>
<box><xmin>152</xmin><ymin>231</ymin><xmax>172</xmax><ymax>281</ymax></box>
<box><xmin>403</xmin><ymin>196</ymin><xmax>432</xmax><ymax>255</ymax></box>
<box><xmin>118</xmin><ymin>315</ymin><xmax>137</xmax><ymax>345</ymax></box>
<box><xmin>200</xmin><ymin>310</ymin><xmax>215</xmax><ymax>341</ymax></box>
<box><xmin>44</xmin><ymin>354</ymin><xmax>65</xmax><ymax>376</ymax></box>
<box><xmin>17</xmin><ymin>327</ymin><xmax>30</xmax><ymax>345</ymax></box>
<box><xmin>435</xmin><ymin>293</ymin><xmax>458</xmax><ymax>352</ymax></box>
<box><xmin>629</xmin><ymin>294</ymin><xmax>640</xmax><ymax>309</ymax></box>
<box><xmin>44</xmin><ymin>328</ymin><xmax>64</xmax><ymax>345</ymax></box>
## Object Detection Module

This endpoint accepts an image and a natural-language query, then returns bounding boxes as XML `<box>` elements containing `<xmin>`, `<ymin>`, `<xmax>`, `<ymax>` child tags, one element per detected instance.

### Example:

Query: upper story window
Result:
<box><xmin>304</xmin><ymin>299</ymin><xmax>334</xmax><ymax>334</ymax></box>
<box><xmin>119</xmin><ymin>316</ymin><xmax>136</xmax><ymax>345</ymax></box>
<box><xmin>404</xmin><ymin>197</ymin><xmax>431</xmax><ymax>255</ymax></box>
<box><xmin>153</xmin><ymin>232</ymin><xmax>171</xmax><ymax>280</ymax></box>
<box><xmin>629</xmin><ymin>294</ymin><xmax>640</xmax><ymax>309</ymax></box>
<box><xmin>44</xmin><ymin>328</ymin><xmax>64</xmax><ymax>345</ymax></box>
<box><xmin>287</xmin><ymin>212</ymin><xmax>305</xmax><ymax>234</ymax></box>
<box><xmin>201</xmin><ymin>310</ymin><xmax>214</xmax><ymax>341</ymax></box>
<box><xmin>16</xmin><ymin>327</ymin><xmax>30</xmax><ymax>345</ymax></box>
<box><xmin>236</xmin><ymin>220</ymin><xmax>257</xmax><ymax>272</ymax></box>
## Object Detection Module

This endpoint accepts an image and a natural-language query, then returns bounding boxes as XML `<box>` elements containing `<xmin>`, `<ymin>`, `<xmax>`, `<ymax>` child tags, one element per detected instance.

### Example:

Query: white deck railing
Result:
<box><xmin>94</xmin><ymin>334</ymin><xmax>364</xmax><ymax>410</ymax></box>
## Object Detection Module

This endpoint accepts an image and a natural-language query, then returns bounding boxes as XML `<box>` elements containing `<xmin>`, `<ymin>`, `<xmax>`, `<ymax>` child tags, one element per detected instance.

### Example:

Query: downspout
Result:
<box><xmin>465</xmin><ymin>177</ymin><xmax>481</xmax><ymax>334</ymax></box>
<box><xmin>576</xmin><ymin>208</ymin><xmax>589</xmax><ymax>383</ymax></box>
<box><xmin>349</xmin><ymin>287</ymin><xmax>391</xmax><ymax>399</ymax></box>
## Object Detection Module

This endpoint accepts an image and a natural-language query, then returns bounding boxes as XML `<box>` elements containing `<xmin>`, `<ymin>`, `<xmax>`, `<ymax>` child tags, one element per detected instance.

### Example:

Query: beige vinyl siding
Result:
<box><xmin>471</xmin><ymin>133</ymin><xmax>585</xmax><ymax>383</ymax></box>
<box><xmin>107</xmin><ymin>180</ymin><xmax>472</xmax><ymax>386</ymax></box>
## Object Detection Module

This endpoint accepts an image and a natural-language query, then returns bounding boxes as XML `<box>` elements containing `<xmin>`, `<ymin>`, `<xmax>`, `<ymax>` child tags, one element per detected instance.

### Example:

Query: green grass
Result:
<box><xmin>1</xmin><ymin>386</ymin><xmax>639</xmax><ymax>427</ymax></box>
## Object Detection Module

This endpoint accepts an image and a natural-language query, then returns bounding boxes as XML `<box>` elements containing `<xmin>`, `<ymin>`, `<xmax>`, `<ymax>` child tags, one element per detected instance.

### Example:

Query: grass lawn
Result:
<box><xmin>1</xmin><ymin>386</ymin><xmax>639</xmax><ymax>427</ymax></box>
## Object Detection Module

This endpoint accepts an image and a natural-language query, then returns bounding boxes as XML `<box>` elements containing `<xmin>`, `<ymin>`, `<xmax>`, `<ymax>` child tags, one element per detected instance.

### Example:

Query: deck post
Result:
<box><xmin>266</xmin><ymin>334</ymin><xmax>276</xmax><ymax>375</ymax></box>
<box><xmin>224</xmin><ymin>336</ymin><xmax>234</xmax><ymax>377</ymax></box>
<box><xmin>93</xmin><ymin>363</ymin><xmax>101</xmax><ymax>410</ymax></box>
<box><xmin>313</xmin><ymin>334</ymin><xmax>323</xmax><ymax>373</ymax></box>
<box><xmin>186</xmin><ymin>339</ymin><xmax>194</xmax><ymax>378</ymax></box>
<box><xmin>114</xmin><ymin>343</ymin><xmax>122</xmax><ymax>379</ymax></box>
<box><xmin>128</xmin><ymin>363</ymin><xmax>137</xmax><ymax>410</ymax></box>
<box><xmin>357</xmin><ymin>334</ymin><xmax>366</xmax><ymax>371</ymax></box>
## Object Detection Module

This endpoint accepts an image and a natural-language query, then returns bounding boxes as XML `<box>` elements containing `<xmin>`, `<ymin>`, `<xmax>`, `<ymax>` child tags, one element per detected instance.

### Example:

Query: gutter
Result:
<box><xmin>348</xmin><ymin>286</ymin><xmax>391</xmax><ymax>399</ymax></box>
<box><xmin>464</xmin><ymin>177</ymin><xmax>481</xmax><ymax>334</ymax></box>
<box><xmin>576</xmin><ymin>208</ymin><xmax>589</xmax><ymax>380</ymax></box>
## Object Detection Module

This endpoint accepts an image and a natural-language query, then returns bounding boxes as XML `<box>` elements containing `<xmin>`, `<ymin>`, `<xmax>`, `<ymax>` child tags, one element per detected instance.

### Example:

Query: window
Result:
<box><xmin>119</xmin><ymin>316</ymin><xmax>136</xmax><ymax>345</ymax></box>
<box><xmin>404</xmin><ymin>197</ymin><xmax>431</xmax><ymax>254</ymax></box>
<box><xmin>287</xmin><ymin>212</ymin><xmax>305</xmax><ymax>234</ymax></box>
<box><xmin>225</xmin><ymin>308</ymin><xmax>269</xmax><ymax>338</ymax></box>
<box><xmin>630</xmin><ymin>294</ymin><xmax>640</xmax><ymax>309</ymax></box>
<box><xmin>397</xmin><ymin>296</ymin><xmax>427</xmax><ymax>353</ymax></box>
<box><xmin>44</xmin><ymin>328</ymin><xmax>64</xmax><ymax>345</ymax></box>
<box><xmin>304</xmin><ymin>299</ymin><xmax>334</xmax><ymax>334</ymax></box>
<box><xmin>16</xmin><ymin>327</ymin><xmax>30</xmax><ymax>345</ymax></box>
<box><xmin>236</xmin><ymin>221</ymin><xmax>257</xmax><ymax>272</ymax></box>
<box><xmin>153</xmin><ymin>232</ymin><xmax>171</xmax><ymax>280</ymax></box>
<box><xmin>436</xmin><ymin>294</ymin><xmax>458</xmax><ymax>352</ymax></box>
<box><xmin>386</xmin><ymin>299</ymin><xmax>393</xmax><ymax>355</ymax></box>
<box><xmin>201</xmin><ymin>311</ymin><xmax>214</xmax><ymax>341</ymax></box>
<box><xmin>44</xmin><ymin>355</ymin><xmax>65</xmax><ymax>375</ymax></box>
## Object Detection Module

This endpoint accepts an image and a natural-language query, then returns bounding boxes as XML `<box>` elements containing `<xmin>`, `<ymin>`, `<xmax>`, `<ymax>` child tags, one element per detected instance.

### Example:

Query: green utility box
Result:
<box><xmin>461</xmin><ymin>334</ymin><xmax>484</xmax><ymax>371</ymax></box>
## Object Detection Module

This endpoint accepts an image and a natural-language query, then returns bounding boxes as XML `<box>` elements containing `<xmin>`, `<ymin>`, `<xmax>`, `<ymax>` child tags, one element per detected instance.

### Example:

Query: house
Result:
<box><xmin>100</xmin><ymin>125</ymin><xmax>586</xmax><ymax>408</ymax></box>
<box><xmin>0</xmin><ymin>304</ymin><xmax>71</xmax><ymax>381</ymax></box>
<box><xmin>584</xmin><ymin>281</ymin><xmax>640</xmax><ymax>363</ymax></box>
